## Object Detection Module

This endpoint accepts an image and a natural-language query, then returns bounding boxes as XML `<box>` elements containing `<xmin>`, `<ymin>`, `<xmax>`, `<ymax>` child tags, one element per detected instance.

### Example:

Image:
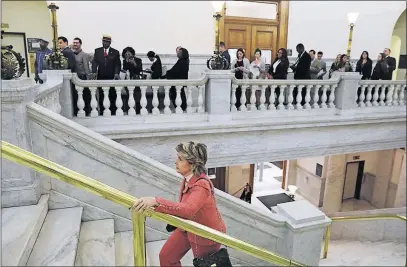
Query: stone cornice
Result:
<box><xmin>26</xmin><ymin>103</ymin><xmax>293</xmax><ymax>229</ymax></box>
<box><xmin>1</xmin><ymin>78</ymin><xmax>39</xmax><ymax>103</ymax></box>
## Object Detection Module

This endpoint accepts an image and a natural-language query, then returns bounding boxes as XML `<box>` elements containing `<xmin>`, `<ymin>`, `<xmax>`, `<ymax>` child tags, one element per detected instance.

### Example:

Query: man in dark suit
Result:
<box><xmin>91</xmin><ymin>35</ymin><xmax>121</xmax><ymax>115</ymax></box>
<box><xmin>219</xmin><ymin>42</ymin><xmax>231</xmax><ymax>69</ymax></box>
<box><xmin>383</xmin><ymin>48</ymin><xmax>396</xmax><ymax>80</ymax></box>
<box><xmin>290</xmin><ymin>43</ymin><xmax>312</xmax><ymax>105</ymax></box>
<box><xmin>58</xmin><ymin>36</ymin><xmax>76</xmax><ymax>71</ymax></box>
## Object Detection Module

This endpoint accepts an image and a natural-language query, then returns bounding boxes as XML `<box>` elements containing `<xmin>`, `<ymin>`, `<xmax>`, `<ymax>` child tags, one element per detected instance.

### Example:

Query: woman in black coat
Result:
<box><xmin>122</xmin><ymin>46</ymin><xmax>143</xmax><ymax>79</ymax></box>
<box><xmin>163</xmin><ymin>47</ymin><xmax>190</xmax><ymax>111</ymax></box>
<box><xmin>371</xmin><ymin>53</ymin><xmax>389</xmax><ymax>80</ymax></box>
<box><xmin>266</xmin><ymin>48</ymin><xmax>289</xmax><ymax>107</ymax></box>
<box><xmin>240</xmin><ymin>183</ymin><xmax>252</xmax><ymax>204</ymax></box>
<box><xmin>146</xmin><ymin>51</ymin><xmax>162</xmax><ymax>80</ymax></box>
<box><xmin>356</xmin><ymin>51</ymin><xmax>373</xmax><ymax>80</ymax></box>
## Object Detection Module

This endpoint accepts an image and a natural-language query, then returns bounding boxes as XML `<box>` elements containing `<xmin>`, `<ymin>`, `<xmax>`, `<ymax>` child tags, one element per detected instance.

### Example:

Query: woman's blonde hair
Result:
<box><xmin>176</xmin><ymin>141</ymin><xmax>207</xmax><ymax>177</ymax></box>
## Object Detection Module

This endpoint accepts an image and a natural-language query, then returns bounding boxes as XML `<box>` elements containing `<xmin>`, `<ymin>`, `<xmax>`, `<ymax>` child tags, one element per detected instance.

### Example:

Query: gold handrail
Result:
<box><xmin>1</xmin><ymin>141</ymin><xmax>304</xmax><ymax>267</ymax></box>
<box><xmin>322</xmin><ymin>214</ymin><xmax>407</xmax><ymax>259</ymax></box>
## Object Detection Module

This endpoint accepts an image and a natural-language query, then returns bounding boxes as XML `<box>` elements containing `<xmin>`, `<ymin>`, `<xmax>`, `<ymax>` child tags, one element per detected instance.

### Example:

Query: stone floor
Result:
<box><xmin>320</xmin><ymin>240</ymin><xmax>406</xmax><ymax>266</ymax></box>
<box><xmin>340</xmin><ymin>198</ymin><xmax>377</xmax><ymax>212</ymax></box>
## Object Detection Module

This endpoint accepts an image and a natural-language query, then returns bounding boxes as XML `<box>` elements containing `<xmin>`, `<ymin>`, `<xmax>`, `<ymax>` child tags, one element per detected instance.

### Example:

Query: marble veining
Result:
<box><xmin>26</xmin><ymin>207</ymin><xmax>83</xmax><ymax>266</ymax></box>
<box><xmin>74</xmin><ymin>219</ymin><xmax>115</xmax><ymax>266</ymax></box>
<box><xmin>114</xmin><ymin>231</ymin><xmax>134</xmax><ymax>266</ymax></box>
<box><xmin>1</xmin><ymin>195</ymin><xmax>49</xmax><ymax>266</ymax></box>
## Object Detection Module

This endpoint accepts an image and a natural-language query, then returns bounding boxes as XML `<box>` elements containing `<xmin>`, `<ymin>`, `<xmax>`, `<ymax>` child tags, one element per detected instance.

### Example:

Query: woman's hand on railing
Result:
<box><xmin>131</xmin><ymin>196</ymin><xmax>158</xmax><ymax>214</ymax></box>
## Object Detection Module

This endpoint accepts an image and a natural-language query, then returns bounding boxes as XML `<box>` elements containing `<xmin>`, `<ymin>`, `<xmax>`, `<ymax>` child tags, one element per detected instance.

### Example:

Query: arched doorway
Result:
<box><xmin>390</xmin><ymin>9</ymin><xmax>406</xmax><ymax>80</ymax></box>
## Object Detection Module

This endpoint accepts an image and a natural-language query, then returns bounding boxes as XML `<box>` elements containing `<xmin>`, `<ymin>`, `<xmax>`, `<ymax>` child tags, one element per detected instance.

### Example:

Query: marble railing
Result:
<box><xmin>71</xmin><ymin>74</ymin><xmax>207</xmax><ymax>118</ymax></box>
<box><xmin>35</xmin><ymin>82</ymin><xmax>62</xmax><ymax>115</ymax></box>
<box><xmin>357</xmin><ymin>80</ymin><xmax>406</xmax><ymax>108</ymax></box>
<box><xmin>230</xmin><ymin>78</ymin><xmax>339</xmax><ymax>112</ymax></box>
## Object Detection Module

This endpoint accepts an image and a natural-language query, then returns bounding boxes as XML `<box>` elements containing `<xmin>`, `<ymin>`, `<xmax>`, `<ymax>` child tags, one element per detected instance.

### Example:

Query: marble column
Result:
<box><xmin>286</xmin><ymin>160</ymin><xmax>298</xmax><ymax>186</ymax></box>
<box><xmin>393</xmin><ymin>151</ymin><xmax>406</xmax><ymax>207</ymax></box>
<box><xmin>322</xmin><ymin>154</ymin><xmax>346</xmax><ymax>213</ymax></box>
<box><xmin>1</xmin><ymin>78</ymin><xmax>41</xmax><ymax>207</ymax></box>
<box><xmin>60</xmin><ymin>72</ymin><xmax>73</xmax><ymax>118</ymax></box>
<box><xmin>332</xmin><ymin>72</ymin><xmax>361</xmax><ymax>115</ymax></box>
<box><xmin>371</xmin><ymin>149</ymin><xmax>395</xmax><ymax>208</ymax></box>
<box><xmin>274</xmin><ymin>200</ymin><xmax>331</xmax><ymax>266</ymax></box>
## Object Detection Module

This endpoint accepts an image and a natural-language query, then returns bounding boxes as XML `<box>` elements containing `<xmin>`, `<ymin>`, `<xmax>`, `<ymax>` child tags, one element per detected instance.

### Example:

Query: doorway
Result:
<box><xmin>342</xmin><ymin>161</ymin><xmax>365</xmax><ymax>200</ymax></box>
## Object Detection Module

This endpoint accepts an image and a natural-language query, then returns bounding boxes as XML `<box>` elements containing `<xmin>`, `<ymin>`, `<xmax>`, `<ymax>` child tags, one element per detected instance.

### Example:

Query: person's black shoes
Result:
<box><xmin>193</xmin><ymin>248</ymin><xmax>233</xmax><ymax>267</ymax></box>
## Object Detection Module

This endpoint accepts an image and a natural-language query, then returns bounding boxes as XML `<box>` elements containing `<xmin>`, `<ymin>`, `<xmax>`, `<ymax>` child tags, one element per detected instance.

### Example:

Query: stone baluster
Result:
<box><xmin>320</xmin><ymin>85</ymin><xmax>328</xmax><ymax>109</ymax></box>
<box><xmin>277</xmin><ymin>85</ymin><xmax>285</xmax><ymax>110</ymax></box>
<box><xmin>231</xmin><ymin>84</ymin><xmax>238</xmax><ymax>112</ymax></box>
<box><xmin>287</xmin><ymin>85</ymin><xmax>295</xmax><ymax>110</ymax></box>
<box><xmin>371</xmin><ymin>85</ymin><xmax>379</xmax><ymax>107</ymax></box>
<box><xmin>77</xmin><ymin>87</ymin><xmax>86</xmax><ymax>117</ymax></box>
<box><xmin>312</xmin><ymin>85</ymin><xmax>320</xmax><ymax>109</ymax></box>
<box><xmin>115</xmin><ymin>87</ymin><xmax>124</xmax><ymax>116</ymax></box>
<box><xmin>269</xmin><ymin>85</ymin><xmax>276</xmax><ymax>110</ymax></box>
<box><xmin>379</xmin><ymin>85</ymin><xmax>386</xmax><ymax>106</ymax></box>
<box><xmin>399</xmin><ymin>85</ymin><xmax>406</xmax><ymax>106</ymax></box>
<box><xmin>295</xmin><ymin>85</ymin><xmax>303</xmax><ymax>110</ymax></box>
<box><xmin>240</xmin><ymin>86</ymin><xmax>247</xmax><ymax>111</ymax></box>
<box><xmin>328</xmin><ymin>84</ymin><xmax>337</xmax><ymax>108</ymax></box>
<box><xmin>90</xmin><ymin>87</ymin><xmax>98</xmax><ymax>117</ymax></box>
<box><xmin>392</xmin><ymin>84</ymin><xmax>400</xmax><ymax>106</ymax></box>
<box><xmin>259</xmin><ymin>85</ymin><xmax>266</xmax><ymax>110</ymax></box>
<box><xmin>386</xmin><ymin>85</ymin><xmax>394</xmax><ymax>106</ymax></box>
<box><xmin>127</xmin><ymin>87</ymin><xmax>136</xmax><ymax>116</ymax></box>
<box><xmin>250</xmin><ymin>85</ymin><xmax>257</xmax><ymax>111</ymax></box>
<box><xmin>152</xmin><ymin>86</ymin><xmax>160</xmax><ymax>115</ymax></box>
<box><xmin>102</xmin><ymin>87</ymin><xmax>111</xmax><ymax>116</ymax></box>
<box><xmin>175</xmin><ymin>86</ymin><xmax>183</xmax><ymax>114</ymax></box>
<box><xmin>365</xmin><ymin>84</ymin><xmax>373</xmax><ymax>107</ymax></box>
<box><xmin>163</xmin><ymin>86</ymin><xmax>172</xmax><ymax>114</ymax></box>
<box><xmin>186</xmin><ymin>86</ymin><xmax>194</xmax><ymax>113</ymax></box>
<box><xmin>358</xmin><ymin>85</ymin><xmax>366</xmax><ymax>108</ymax></box>
<box><xmin>197</xmin><ymin>85</ymin><xmax>205</xmax><ymax>113</ymax></box>
<box><xmin>303</xmin><ymin>85</ymin><xmax>312</xmax><ymax>110</ymax></box>
<box><xmin>140</xmin><ymin>86</ymin><xmax>148</xmax><ymax>115</ymax></box>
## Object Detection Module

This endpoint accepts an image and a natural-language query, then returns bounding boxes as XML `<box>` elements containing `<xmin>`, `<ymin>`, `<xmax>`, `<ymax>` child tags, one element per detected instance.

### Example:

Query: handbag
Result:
<box><xmin>193</xmin><ymin>248</ymin><xmax>233</xmax><ymax>267</ymax></box>
<box><xmin>166</xmin><ymin>224</ymin><xmax>177</xmax><ymax>232</ymax></box>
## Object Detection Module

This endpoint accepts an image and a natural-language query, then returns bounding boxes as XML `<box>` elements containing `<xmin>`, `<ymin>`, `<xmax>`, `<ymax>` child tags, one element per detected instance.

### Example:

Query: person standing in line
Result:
<box><xmin>309</xmin><ymin>49</ymin><xmax>321</xmax><ymax>80</ymax></box>
<box><xmin>131</xmin><ymin>141</ymin><xmax>232</xmax><ymax>267</ymax></box>
<box><xmin>240</xmin><ymin>183</ymin><xmax>252</xmax><ymax>204</ymax></box>
<box><xmin>383</xmin><ymin>48</ymin><xmax>396</xmax><ymax>80</ymax></box>
<box><xmin>231</xmin><ymin>48</ymin><xmax>251</xmax><ymax>110</ymax></box>
<box><xmin>316</xmin><ymin>51</ymin><xmax>327</xmax><ymax>79</ymax></box>
<box><xmin>219</xmin><ymin>41</ymin><xmax>231</xmax><ymax>68</ymax></box>
<box><xmin>355</xmin><ymin>51</ymin><xmax>373</xmax><ymax>80</ymax></box>
<box><xmin>91</xmin><ymin>35</ymin><xmax>121</xmax><ymax>115</ymax></box>
<box><xmin>71</xmin><ymin>37</ymin><xmax>91</xmax><ymax>116</ymax></box>
<box><xmin>58</xmin><ymin>36</ymin><xmax>76</xmax><ymax>72</ymax></box>
<box><xmin>329</xmin><ymin>54</ymin><xmax>341</xmax><ymax>79</ymax></box>
<box><xmin>34</xmin><ymin>38</ymin><xmax>52</xmax><ymax>84</ymax></box>
<box><xmin>146</xmin><ymin>51</ymin><xmax>163</xmax><ymax>80</ymax></box>
<box><xmin>290</xmin><ymin>43</ymin><xmax>311</xmax><ymax>106</ymax></box>
<box><xmin>267</xmin><ymin>48</ymin><xmax>290</xmax><ymax>107</ymax></box>
<box><xmin>338</xmin><ymin>54</ymin><xmax>353</xmax><ymax>72</ymax></box>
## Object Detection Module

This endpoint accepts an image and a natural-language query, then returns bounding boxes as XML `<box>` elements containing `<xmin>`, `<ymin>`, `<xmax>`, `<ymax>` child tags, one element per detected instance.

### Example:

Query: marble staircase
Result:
<box><xmin>1</xmin><ymin>194</ymin><xmax>235</xmax><ymax>266</ymax></box>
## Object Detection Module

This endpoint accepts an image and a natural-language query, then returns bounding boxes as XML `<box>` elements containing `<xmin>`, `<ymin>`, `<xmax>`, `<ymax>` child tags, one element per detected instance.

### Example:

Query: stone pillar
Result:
<box><xmin>332</xmin><ymin>72</ymin><xmax>361</xmax><ymax>115</ymax></box>
<box><xmin>394</xmin><ymin>151</ymin><xmax>406</xmax><ymax>207</ymax></box>
<box><xmin>274</xmin><ymin>200</ymin><xmax>331</xmax><ymax>266</ymax></box>
<box><xmin>372</xmin><ymin>149</ymin><xmax>395</xmax><ymax>208</ymax></box>
<box><xmin>259</xmin><ymin>162</ymin><xmax>264</xmax><ymax>182</ymax></box>
<box><xmin>60</xmin><ymin>73</ymin><xmax>73</xmax><ymax>119</ymax></box>
<box><xmin>1</xmin><ymin>78</ymin><xmax>41</xmax><ymax>207</ymax></box>
<box><xmin>322</xmin><ymin>154</ymin><xmax>346</xmax><ymax>213</ymax></box>
<box><xmin>286</xmin><ymin>160</ymin><xmax>297</xmax><ymax>186</ymax></box>
<box><xmin>204</xmin><ymin>70</ymin><xmax>235</xmax><ymax>121</ymax></box>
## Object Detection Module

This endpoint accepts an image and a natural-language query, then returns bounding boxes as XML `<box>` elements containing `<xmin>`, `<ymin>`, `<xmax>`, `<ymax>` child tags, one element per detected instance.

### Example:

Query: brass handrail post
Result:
<box><xmin>47</xmin><ymin>2</ymin><xmax>59</xmax><ymax>51</ymax></box>
<box><xmin>132</xmin><ymin>211</ymin><xmax>146</xmax><ymax>266</ymax></box>
<box><xmin>322</xmin><ymin>225</ymin><xmax>331</xmax><ymax>259</ymax></box>
<box><xmin>346</xmin><ymin>23</ymin><xmax>354</xmax><ymax>58</ymax></box>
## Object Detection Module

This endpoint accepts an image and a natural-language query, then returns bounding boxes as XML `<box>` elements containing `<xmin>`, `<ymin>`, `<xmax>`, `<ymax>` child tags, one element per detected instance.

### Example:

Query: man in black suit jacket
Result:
<box><xmin>383</xmin><ymin>48</ymin><xmax>396</xmax><ymax>80</ymax></box>
<box><xmin>219</xmin><ymin>42</ymin><xmax>231</xmax><ymax>69</ymax></box>
<box><xmin>290</xmin><ymin>43</ymin><xmax>312</xmax><ymax>106</ymax></box>
<box><xmin>92</xmin><ymin>35</ymin><xmax>121</xmax><ymax>115</ymax></box>
<box><xmin>290</xmin><ymin>43</ymin><xmax>312</xmax><ymax>80</ymax></box>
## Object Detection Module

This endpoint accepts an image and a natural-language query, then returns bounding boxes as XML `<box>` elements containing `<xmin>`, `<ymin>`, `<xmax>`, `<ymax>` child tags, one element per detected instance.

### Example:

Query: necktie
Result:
<box><xmin>104</xmin><ymin>49</ymin><xmax>107</xmax><ymax>57</ymax></box>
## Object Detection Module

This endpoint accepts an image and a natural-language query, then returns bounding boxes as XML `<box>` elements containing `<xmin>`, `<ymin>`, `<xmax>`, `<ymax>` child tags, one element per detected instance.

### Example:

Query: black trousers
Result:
<box><xmin>169</xmin><ymin>86</ymin><xmax>187</xmax><ymax>111</ymax></box>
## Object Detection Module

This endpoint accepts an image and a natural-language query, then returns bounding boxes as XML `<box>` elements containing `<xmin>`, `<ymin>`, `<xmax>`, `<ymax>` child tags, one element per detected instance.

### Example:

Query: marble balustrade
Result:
<box><xmin>357</xmin><ymin>80</ymin><xmax>407</xmax><ymax>108</ymax></box>
<box><xmin>71</xmin><ymin>74</ymin><xmax>207</xmax><ymax>118</ymax></box>
<box><xmin>35</xmin><ymin>83</ymin><xmax>62</xmax><ymax>115</ymax></box>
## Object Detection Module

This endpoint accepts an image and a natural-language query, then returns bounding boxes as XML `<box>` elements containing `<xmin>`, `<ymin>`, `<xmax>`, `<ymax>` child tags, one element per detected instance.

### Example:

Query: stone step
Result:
<box><xmin>75</xmin><ymin>219</ymin><xmax>115</xmax><ymax>266</ymax></box>
<box><xmin>27</xmin><ymin>207</ymin><xmax>83</xmax><ymax>266</ymax></box>
<box><xmin>114</xmin><ymin>231</ymin><xmax>133</xmax><ymax>266</ymax></box>
<box><xmin>319</xmin><ymin>240</ymin><xmax>406</xmax><ymax>266</ymax></box>
<box><xmin>1</xmin><ymin>194</ymin><xmax>49</xmax><ymax>266</ymax></box>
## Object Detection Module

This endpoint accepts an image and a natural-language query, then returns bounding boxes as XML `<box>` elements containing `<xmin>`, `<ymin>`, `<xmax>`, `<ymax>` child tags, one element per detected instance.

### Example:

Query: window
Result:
<box><xmin>226</xmin><ymin>1</ymin><xmax>277</xmax><ymax>20</ymax></box>
<box><xmin>316</xmin><ymin>163</ymin><xmax>323</xmax><ymax>177</ymax></box>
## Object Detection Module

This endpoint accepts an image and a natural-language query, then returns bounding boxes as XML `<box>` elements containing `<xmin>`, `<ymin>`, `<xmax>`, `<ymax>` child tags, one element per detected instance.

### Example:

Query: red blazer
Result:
<box><xmin>155</xmin><ymin>173</ymin><xmax>226</xmax><ymax>246</ymax></box>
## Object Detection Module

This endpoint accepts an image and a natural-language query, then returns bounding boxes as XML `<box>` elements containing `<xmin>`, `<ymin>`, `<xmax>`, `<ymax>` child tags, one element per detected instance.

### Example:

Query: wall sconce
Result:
<box><xmin>346</xmin><ymin>12</ymin><xmax>359</xmax><ymax>58</ymax></box>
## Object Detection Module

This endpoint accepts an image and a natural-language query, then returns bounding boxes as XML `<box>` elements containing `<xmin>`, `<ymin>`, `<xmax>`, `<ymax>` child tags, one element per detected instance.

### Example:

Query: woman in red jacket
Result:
<box><xmin>131</xmin><ymin>141</ymin><xmax>229</xmax><ymax>267</ymax></box>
